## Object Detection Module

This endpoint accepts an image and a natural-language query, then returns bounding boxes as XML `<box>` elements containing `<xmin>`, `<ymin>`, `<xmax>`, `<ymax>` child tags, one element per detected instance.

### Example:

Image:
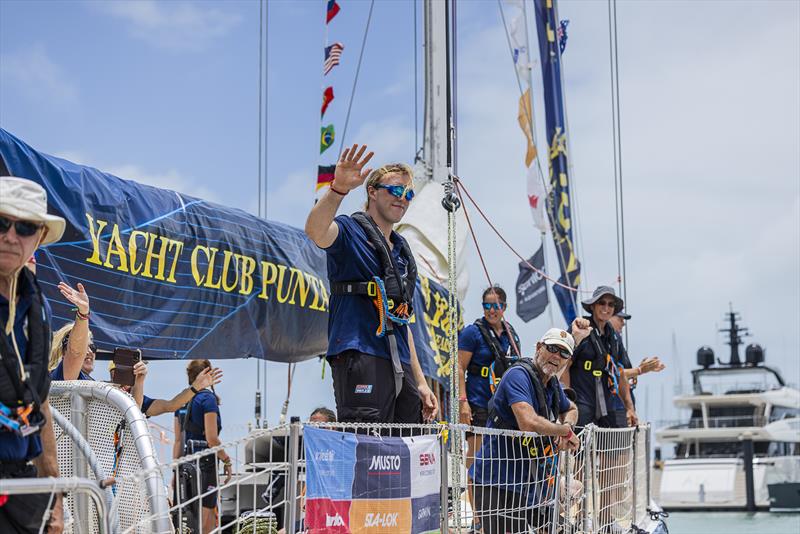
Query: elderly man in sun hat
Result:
<box><xmin>470</xmin><ymin>323</ymin><xmax>587</xmax><ymax>534</ymax></box>
<box><xmin>0</xmin><ymin>176</ymin><xmax>65</xmax><ymax>533</ymax></box>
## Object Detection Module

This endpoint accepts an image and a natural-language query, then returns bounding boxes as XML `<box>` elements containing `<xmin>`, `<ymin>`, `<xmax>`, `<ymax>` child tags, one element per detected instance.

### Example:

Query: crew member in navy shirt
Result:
<box><xmin>305</xmin><ymin>143</ymin><xmax>438</xmax><ymax>424</ymax></box>
<box><xmin>173</xmin><ymin>360</ymin><xmax>231</xmax><ymax>534</ymax></box>
<box><xmin>470</xmin><ymin>327</ymin><xmax>583</xmax><ymax>534</ymax></box>
<box><xmin>0</xmin><ymin>177</ymin><xmax>65</xmax><ymax>532</ymax></box>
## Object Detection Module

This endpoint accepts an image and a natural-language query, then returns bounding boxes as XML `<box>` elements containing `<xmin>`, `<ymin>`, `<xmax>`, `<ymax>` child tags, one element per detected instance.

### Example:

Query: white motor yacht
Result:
<box><xmin>653</xmin><ymin>311</ymin><xmax>800</xmax><ymax>511</ymax></box>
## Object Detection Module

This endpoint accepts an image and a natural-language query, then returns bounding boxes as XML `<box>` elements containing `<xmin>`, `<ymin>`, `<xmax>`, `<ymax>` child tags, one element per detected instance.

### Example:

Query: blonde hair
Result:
<box><xmin>364</xmin><ymin>163</ymin><xmax>414</xmax><ymax>209</ymax></box>
<box><xmin>49</xmin><ymin>322</ymin><xmax>73</xmax><ymax>371</ymax></box>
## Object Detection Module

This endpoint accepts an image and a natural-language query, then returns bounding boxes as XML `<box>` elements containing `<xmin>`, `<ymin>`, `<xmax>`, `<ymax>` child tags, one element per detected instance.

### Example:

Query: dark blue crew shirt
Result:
<box><xmin>141</xmin><ymin>395</ymin><xmax>155</xmax><ymax>416</ymax></box>
<box><xmin>569</xmin><ymin>317</ymin><xmax>622</xmax><ymax>416</ymax></box>
<box><xmin>0</xmin><ymin>274</ymin><xmax>41</xmax><ymax>461</ymax></box>
<box><xmin>324</xmin><ymin>214</ymin><xmax>411</xmax><ymax>365</ymax></box>
<box><xmin>181</xmin><ymin>389</ymin><xmax>221</xmax><ymax>443</ymax></box>
<box><xmin>458</xmin><ymin>320</ymin><xmax>513</xmax><ymax>408</ymax></box>
<box><xmin>470</xmin><ymin>364</ymin><xmax>570</xmax><ymax>500</ymax></box>
<box><xmin>50</xmin><ymin>359</ymin><xmax>93</xmax><ymax>381</ymax></box>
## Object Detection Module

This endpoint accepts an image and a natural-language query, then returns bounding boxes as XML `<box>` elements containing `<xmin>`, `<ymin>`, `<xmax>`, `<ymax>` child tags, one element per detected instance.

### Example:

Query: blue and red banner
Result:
<box><xmin>304</xmin><ymin>426</ymin><xmax>440</xmax><ymax>533</ymax></box>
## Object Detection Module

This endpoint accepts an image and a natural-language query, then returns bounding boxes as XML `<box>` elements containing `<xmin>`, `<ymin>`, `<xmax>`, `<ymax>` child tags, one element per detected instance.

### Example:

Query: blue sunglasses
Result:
<box><xmin>482</xmin><ymin>302</ymin><xmax>506</xmax><ymax>311</ymax></box>
<box><xmin>374</xmin><ymin>184</ymin><xmax>415</xmax><ymax>202</ymax></box>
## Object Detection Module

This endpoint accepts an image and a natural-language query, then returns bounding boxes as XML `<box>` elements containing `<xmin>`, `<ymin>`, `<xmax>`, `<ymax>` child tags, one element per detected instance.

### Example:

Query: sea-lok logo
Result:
<box><xmin>369</xmin><ymin>455</ymin><xmax>401</xmax><ymax>472</ymax></box>
<box><xmin>325</xmin><ymin>513</ymin><xmax>345</xmax><ymax>527</ymax></box>
<box><xmin>315</xmin><ymin>449</ymin><xmax>335</xmax><ymax>462</ymax></box>
<box><xmin>354</xmin><ymin>384</ymin><xmax>373</xmax><ymax>394</ymax></box>
<box><xmin>364</xmin><ymin>512</ymin><xmax>398</xmax><ymax>528</ymax></box>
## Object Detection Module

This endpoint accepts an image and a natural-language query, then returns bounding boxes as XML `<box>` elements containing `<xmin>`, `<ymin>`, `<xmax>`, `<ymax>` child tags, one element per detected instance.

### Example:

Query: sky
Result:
<box><xmin>1</xmin><ymin>0</ymin><xmax>798</xmax><ymax>449</ymax></box>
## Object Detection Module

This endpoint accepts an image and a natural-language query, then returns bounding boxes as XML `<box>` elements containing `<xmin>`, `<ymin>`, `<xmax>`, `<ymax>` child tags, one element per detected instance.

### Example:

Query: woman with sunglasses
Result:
<box><xmin>562</xmin><ymin>286</ymin><xmax>637</xmax><ymax>430</ymax></box>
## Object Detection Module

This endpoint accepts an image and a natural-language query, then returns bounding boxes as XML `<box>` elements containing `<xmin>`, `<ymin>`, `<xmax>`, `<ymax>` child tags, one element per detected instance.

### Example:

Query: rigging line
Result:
<box><xmin>413</xmin><ymin>0</ymin><xmax>419</xmax><ymax>159</ymax></box>
<box><xmin>453</xmin><ymin>177</ymin><xmax>494</xmax><ymax>288</ymax></box>
<box><xmin>337</xmin><ymin>0</ymin><xmax>376</xmax><ymax>157</ymax></box>
<box><xmin>256</xmin><ymin>0</ymin><xmax>263</xmax><ymax>426</ymax></box>
<box><xmin>264</xmin><ymin>0</ymin><xmax>270</xmax><ymax>220</ymax></box>
<box><xmin>456</xmin><ymin>177</ymin><xmax>606</xmax><ymax>294</ymax></box>
<box><xmin>608</xmin><ymin>0</ymin><xmax>622</xmax><ymax>297</ymax></box>
<box><xmin>451</xmin><ymin>0</ymin><xmax>458</xmax><ymax>174</ymax></box>
<box><xmin>612</xmin><ymin>0</ymin><xmax>629</xmax><ymax>348</ymax></box>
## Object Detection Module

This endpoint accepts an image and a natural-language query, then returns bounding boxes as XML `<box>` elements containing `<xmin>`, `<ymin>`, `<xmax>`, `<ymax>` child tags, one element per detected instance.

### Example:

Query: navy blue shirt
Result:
<box><xmin>0</xmin><ymin>274</ymin><xmax>42</xmax><ymax>461</ymax></box>
<box><xmin>181</xmin><ymin>390</ymin><xmax>221</xmax><ymax>442</ymax></box>
<box><xmin>142</xmin><ymin>395</ymin><xmax>155</xmax><ymax>416</ymax></box>
<box><xmin>470</xmin><ymin>364</ymin><xmax>570</xmax><ymax>500</ymax></box>
<box><xmin>324</xmin><ymin>215</ymin><xmax>412</xmax><ymax>365</ymax></box>
<box><xmin>50</xmin><ymin>359</ymin><xmax>93</xmax><ymax>381</ymax></box>
<box><xmin>459</xmin><ymin>320</ymin><xmax>513</xmax><ymax>408</ymax></box>
<box><xmin>569</xmin><ymin>317</ymin><xmax>623</xmax><ymax>416</ymax></box>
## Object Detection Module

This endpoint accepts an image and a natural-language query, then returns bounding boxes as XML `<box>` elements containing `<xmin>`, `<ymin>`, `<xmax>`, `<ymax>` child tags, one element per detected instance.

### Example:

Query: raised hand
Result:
<box><xmin>570</xmin><ymin>317</ymin><xmax>592</xmax><ymax>345</ymax></box>
<box><xmin>133</xmin><ymin>361</ymin><xmax>148</xmax><ymax>382</ymax></box>
<box><xmin>193</xmin><ymin>367</ymin><xmax>224</xmax><ymax>390</ymax></box>
<box><xmin>58</xmin><ymin>281</ymin><xmax>90</xmax><ymax>315</ymax></box>
<box><xmin>638</xmin><ymin>357</ymin><xmax>665</xmax><ymax>375</ymax></box>
<box><xmin>332</xmin><ymin>143</ymin><xmax>375</xmax><ymax>193</ymax></box>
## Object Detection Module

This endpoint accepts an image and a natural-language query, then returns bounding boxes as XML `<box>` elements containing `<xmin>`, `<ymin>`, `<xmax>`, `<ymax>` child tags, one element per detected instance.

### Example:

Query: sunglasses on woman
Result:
<box><xmin>374</xmin><ymin>184</ymin><xmax>415</xmax><ymax>202</ymax></box>
<box><xmin>545</xmin><ymin>344</ymin><xmax>571</xmax><ymax>359</ymax></box>
<box><xmin>0</xmin><ymin>216</ymin><xmax>43</xmax><ymax>238</ymax></box>
<box><xmin>482</xmin><ymin>302</ymin><xmax>506</xmax><ymax>311</ymax></box>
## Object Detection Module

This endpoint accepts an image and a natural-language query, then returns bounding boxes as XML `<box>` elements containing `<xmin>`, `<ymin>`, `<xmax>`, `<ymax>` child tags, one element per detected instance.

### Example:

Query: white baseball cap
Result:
<box><xmin>539</xmin><ymin>327</ymin><xmax>575</xmax><ymax>356</ymax></box>
<box><xmin>0</xmin><ymin>176</ymin><xmax>65</xmax><ymax>245</ymax></box>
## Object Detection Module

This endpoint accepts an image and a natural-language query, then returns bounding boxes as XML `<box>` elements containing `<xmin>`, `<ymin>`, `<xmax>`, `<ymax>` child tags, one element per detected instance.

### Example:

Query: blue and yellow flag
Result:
<box><xmin>534</xmin><ymin>0</ymin><xmax>581</xmax><ymax>325</ymax></box>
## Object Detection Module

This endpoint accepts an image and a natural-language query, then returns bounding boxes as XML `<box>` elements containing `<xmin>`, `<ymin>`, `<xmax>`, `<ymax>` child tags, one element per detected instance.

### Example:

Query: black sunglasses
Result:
<box><xmin>545</xmin><ymin>344</ymin><xmax>571</xmax><ymax>359</ymax></box>
<box><xmin>0</xmin><ymin>216</ymin><xmax>43</xmax><ymax>238</ymax></box>
<box><xmin>61</xmin><ymin>332</ymin><xmax>96</xmax><ymax>354</ymax></box>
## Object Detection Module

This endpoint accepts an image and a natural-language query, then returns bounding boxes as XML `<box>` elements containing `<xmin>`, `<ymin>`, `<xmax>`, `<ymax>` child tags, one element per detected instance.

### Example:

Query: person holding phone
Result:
<box><xmin>173</xmin><ymin>359</ymin><xmax>231</xmax><ymax>534</ymax></box>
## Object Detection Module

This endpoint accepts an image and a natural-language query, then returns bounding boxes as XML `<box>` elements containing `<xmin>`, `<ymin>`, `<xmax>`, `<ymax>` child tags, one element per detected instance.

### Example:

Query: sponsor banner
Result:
<box><xmin>403</xmin><ymin>435</ymin><xmax>440</xmax><ymax>499</ymax></box>
<box><xmin>305</xmin><ymin>498</ymin><xmax>351</xmax><ymax>533</ymax></box>
<box><xmin>349</xmin><ymin>499</ymin><xmax>412</xmax><ymax>533</ymax></box>
<box><xmin>0</xmin><ymin>128</ymin><xmax>458</xmax><ymax>385</ymax></box>
<box><xmin>353</xmin><ymin>434</ymin><xmax>411</xmax><ymax>500</ymax></box>
<box><xmin>515</xmin><ymin>244</ymin><xmax>549</xmax><ymax>322</ymax></box>
<box><xmin>304</xmin><ymin>427</ymin><xmax>358</xmax><ymax>500</ymax></box>
<box><xmin>411</xmin><ymin>494</ymin><xmax>440</xmax><ymax>534</ymax></box>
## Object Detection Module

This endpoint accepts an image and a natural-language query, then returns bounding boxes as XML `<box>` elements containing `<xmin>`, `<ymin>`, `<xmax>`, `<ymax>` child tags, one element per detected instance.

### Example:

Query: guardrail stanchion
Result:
<box><xmin>285</xmin><ymin>418</ymin><xmax>301</xmax><ymax>532</ymax></box>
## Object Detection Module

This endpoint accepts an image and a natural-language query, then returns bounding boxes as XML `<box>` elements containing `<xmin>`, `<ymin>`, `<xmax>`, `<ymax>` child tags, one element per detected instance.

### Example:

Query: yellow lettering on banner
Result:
<box><xmin>165</xmin><ymin>240</ymin><xmax>185</xmax><ymax>283</ymax></box>
<box><xmin>274</xmin><ymin>265</ymin><xmax>292</xmax><ymax>303</ymax></box>
<box><xmin>190</xmin><ymin>245</ymin><xmax>211</xmax><ymax>286</ymax></box>
<box><xmin>141</xmin><ymin>235</ymin><xmax>170</xmax><ymax>281</ymax></box>
<box><xmin>429</xmin><ymin>291</ymin><xmax>446</xmax><ymax>328</ymax></box>
<box><xmin>103</xmin><ymin>224</ymin><xmax>129</xmax><ymax>273</ymax></box>
<box><xmin>202</xmin><ymin>247</ymin><xmax>221</xmax><ymax>289</ymax></box>
<box><xmin>288</xmin><ymin>268</ymin><xmax>310</xmax><ymax>306</ymax></box>
<box><xmin>128</xmin><ymin>231</ymin><xmax>148</xmax><ymax>275</ymax></box>
<box><xmin>307</xmin><ymin>275</ymin><xmax>329</xmax><ymax>312</ymax></box>
<box><xmin>239</xmin><ymin>255</ymin><xmax>257</xmax><ymax>295</ymax></box>
<box><xmin>220</xmin><ymin>251</ymin><xmax>239</xmax><ymax>292</ymax></box>
<box><xmin>258</xmin><ymin>261</ymin><xmax>279</xmax><ymax>300</ymax></box>
<box><xmin>84</xmin><ymin>214</ymin><xmax>108</xmax><ymax>266</ymax></box>
<box><xmin>547</xmin><ymin>23</ymin><xmax>555</xmax><ymax>43</ymax></box>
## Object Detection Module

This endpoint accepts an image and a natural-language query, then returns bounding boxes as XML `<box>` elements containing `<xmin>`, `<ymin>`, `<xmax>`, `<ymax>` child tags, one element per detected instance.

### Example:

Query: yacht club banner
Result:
<box><xmin>304</xmin><ymin>426</ymin><xmax>441</xmax><ymax>533</ymax></box>
<box><xmin>0</xmin><ymin>129</ymin><xmax>459</xmax><ymax>386</ymax></box>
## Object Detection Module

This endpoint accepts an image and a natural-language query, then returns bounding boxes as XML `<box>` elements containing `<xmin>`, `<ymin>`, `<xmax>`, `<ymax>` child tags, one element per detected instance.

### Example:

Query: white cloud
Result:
<box><xmin>52</xmin><ymin>151</ymin><xmax>219</xmax><ymax>203</ymax></box>
<box><xmin>89</xmin><ymin>0</ymin><xmax>241</xmax><ymax>52</ymax></box>
<box><xmin>0</xmin><ymin>44</ymin><xmax>78</xmax><ymax>105</ymax></box>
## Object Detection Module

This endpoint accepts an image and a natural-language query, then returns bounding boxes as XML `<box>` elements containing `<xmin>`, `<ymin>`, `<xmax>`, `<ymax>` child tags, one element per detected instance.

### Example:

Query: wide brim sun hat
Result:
<box><xmin>0</xmin><ymin>176</ymin><xmax>65</xmax><ymax>245</ymax></box>
<box><xmin>581</xmin><ymin>285</ymin><xmax>624</xmax><ymax>314</ymax></box>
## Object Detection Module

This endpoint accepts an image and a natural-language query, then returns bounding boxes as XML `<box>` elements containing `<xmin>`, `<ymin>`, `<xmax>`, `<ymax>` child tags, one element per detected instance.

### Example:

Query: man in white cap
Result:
<box><xmin>0</xmin><ymin>176</ymin><xmax>65</xmax><ymax>533</ymax></box>
<box><xmin>470</xmin><ymin>323</ymin><xmax>588</xmax><ymax>534</ymax></box>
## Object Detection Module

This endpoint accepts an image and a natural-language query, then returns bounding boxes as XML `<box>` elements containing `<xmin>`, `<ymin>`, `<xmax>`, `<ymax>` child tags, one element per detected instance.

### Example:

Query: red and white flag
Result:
<box><xmin>527</xmin><ymin>166</ymin><xmax>548</xmax><ymax>233</ymax></box>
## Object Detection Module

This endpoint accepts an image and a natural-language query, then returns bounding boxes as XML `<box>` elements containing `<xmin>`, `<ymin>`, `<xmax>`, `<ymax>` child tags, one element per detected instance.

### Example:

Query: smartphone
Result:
<box><xmin>112</xmin><ymin>348</ymin><xmax>142</xmax><ymax>388</ymax></box>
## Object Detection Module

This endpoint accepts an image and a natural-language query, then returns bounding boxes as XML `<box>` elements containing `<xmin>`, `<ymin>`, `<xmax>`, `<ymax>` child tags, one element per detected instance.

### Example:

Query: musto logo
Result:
<box><xmin>325</xmin><ymin>513</ymin><xmax>345</xmax><ymax>527</ymax></box>
<box><xmin>368</xmin><ymin>455</ymin><xmax>401</xmax><ymax>473</ymax></box>
<box><xmin>364</xmin><ymin>512</ymin><xmax>399</xmax><ymax>528</ymax></box>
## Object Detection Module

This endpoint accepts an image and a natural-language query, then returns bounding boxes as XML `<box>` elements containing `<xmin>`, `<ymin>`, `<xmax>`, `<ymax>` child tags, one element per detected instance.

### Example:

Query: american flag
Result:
<box><xmin>558</xmin><ymin>20</ymin><xmax>569</xmax><ymax>54</ymax></box>
<box><xmin>323</xmin><ymin>43</ymin><xmax>344</xmax><ymax>75</ymax></box>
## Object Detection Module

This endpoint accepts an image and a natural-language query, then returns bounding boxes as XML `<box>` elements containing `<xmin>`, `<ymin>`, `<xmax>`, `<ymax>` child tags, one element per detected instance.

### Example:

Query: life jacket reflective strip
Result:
<box><xmin>0</xmin><ymin>269</ymin><xmax>50</xmax><ymax>434</ymax></box>
<box><xmin>330</xmin><ymin>212</ymin><xmax>417</xmax><ymax>317</ymax></box>
<box><xmin>467</xmin><ymin>318</ymin><xmax>521</xmax><ymax>394</ymax></box>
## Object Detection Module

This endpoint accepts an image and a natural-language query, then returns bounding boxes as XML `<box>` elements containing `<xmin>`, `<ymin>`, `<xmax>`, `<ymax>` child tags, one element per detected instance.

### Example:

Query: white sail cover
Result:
<box><xmin>396</xmin><ymin>179</ymin><xmax>469</xmax><ymax>301</ymax></box>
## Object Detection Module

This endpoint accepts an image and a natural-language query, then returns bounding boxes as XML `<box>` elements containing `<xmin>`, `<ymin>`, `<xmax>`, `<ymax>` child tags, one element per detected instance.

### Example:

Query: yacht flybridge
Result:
<box><xmin>654</xmin><ymin>310</ymin><xmax>800</xmax><ymax>511</ymax></box>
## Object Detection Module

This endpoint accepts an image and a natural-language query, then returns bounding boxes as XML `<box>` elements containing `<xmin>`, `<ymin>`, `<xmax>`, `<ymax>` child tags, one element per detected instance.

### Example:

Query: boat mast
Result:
<box><xmin>422</xmin><ymin>0</ymin><xmax>449</xmax><ymax>184</ymax></box>
<box><xmin>719</xmin><ymin>305</ymin><xmax>748</xmax><ymax>366</ymax></box>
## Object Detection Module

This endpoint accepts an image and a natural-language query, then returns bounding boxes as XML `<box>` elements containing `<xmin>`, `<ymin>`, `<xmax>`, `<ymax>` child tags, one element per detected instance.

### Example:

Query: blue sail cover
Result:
<box><xmin>0</xmin><ymin>129</ymin><xmax>457</xmax><ymax>387</ymax></box>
